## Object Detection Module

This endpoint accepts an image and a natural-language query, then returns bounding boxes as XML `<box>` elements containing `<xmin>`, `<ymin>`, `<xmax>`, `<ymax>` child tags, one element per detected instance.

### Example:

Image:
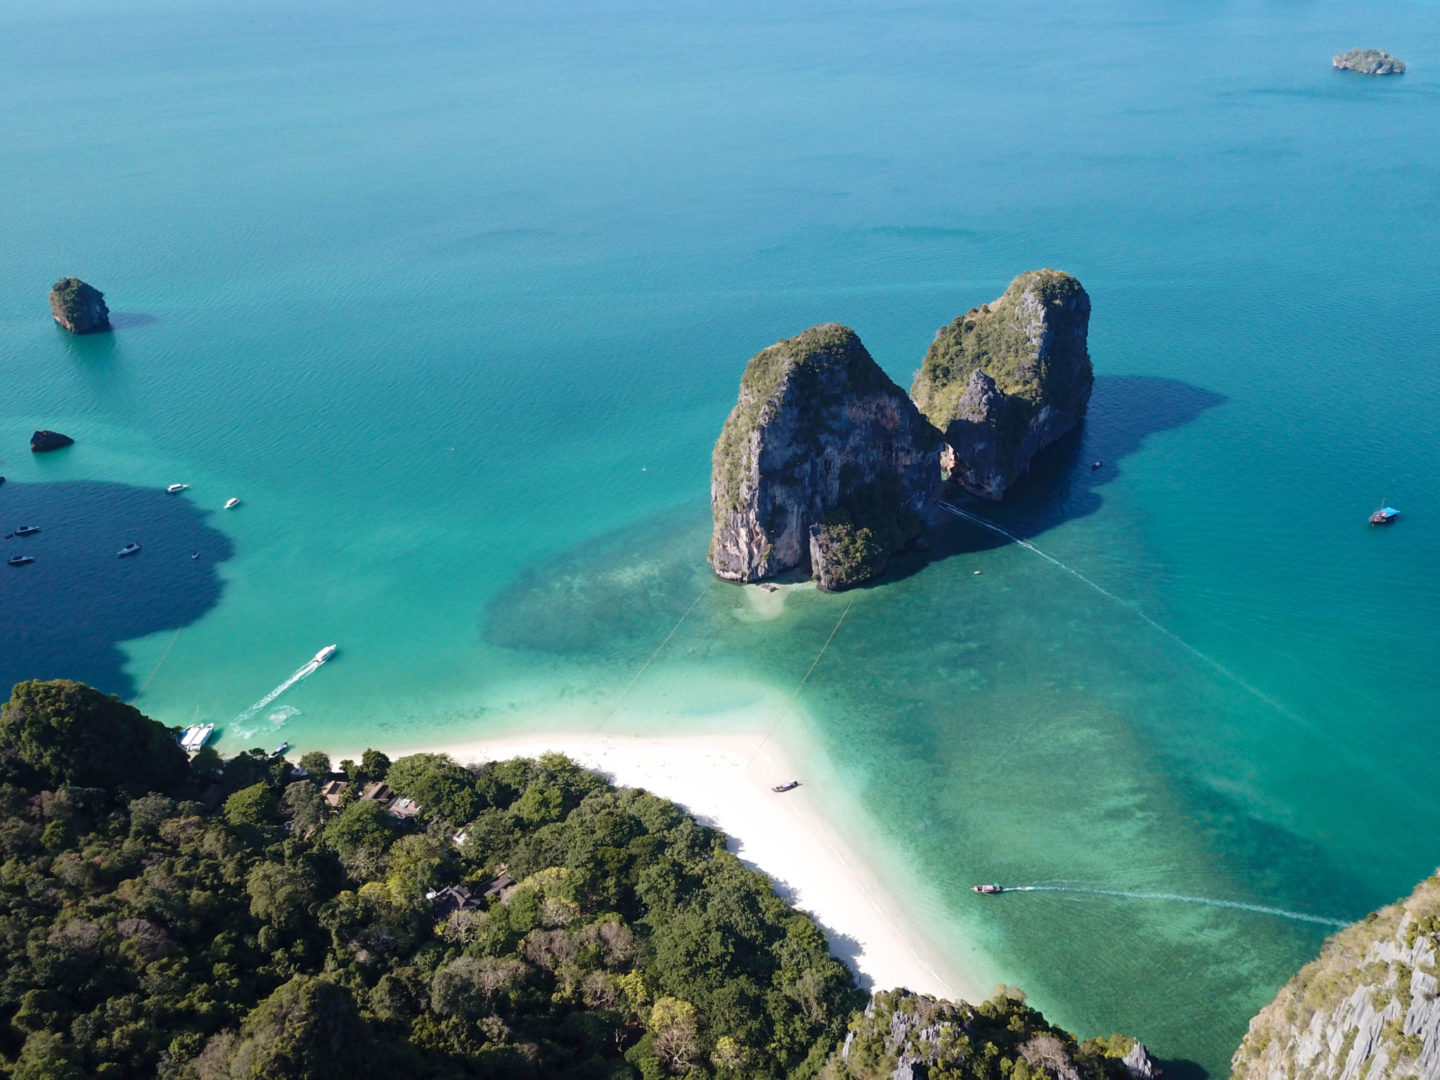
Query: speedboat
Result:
<box><xmin>116</xmin><ymin>542</ymin><xmax>142</xmax><ymax>558</ymax></box>
<box><xmin>772</xmin><ymin>780</ymin><xmax>800</xmax><ymax>793</ymax></box>
<box><xmin>7</xmin><ymin>554</ymin><xmax>35</xmax><ymax>567</ymax></box>
<box><xmin>166</xmin><ymin>484</ymin><xmax>189</xmax><ymax>494</ymax></box>
<box><xmin>14</xmin><ymin>525</ymin><xmax>40</xmax><ymax>536</ymax></box>
<box><xmin>224</xmin><ymin>498</ymin><xmax>241</xmax><ymax>509</ymax></box>
<box><xmin>972</xmin><ymin>883</ymin><xmax>1004</xmax><ymax>895</ymax></box>
<box><xmin>1369</xmin><ymin>506</ymin><xmax>1399</xmax><ymax>526</ymax></box>
<box><xmin>313</xmin><ymin>644</ymin><xmax>338</xmax><ymax>664</ymax></box>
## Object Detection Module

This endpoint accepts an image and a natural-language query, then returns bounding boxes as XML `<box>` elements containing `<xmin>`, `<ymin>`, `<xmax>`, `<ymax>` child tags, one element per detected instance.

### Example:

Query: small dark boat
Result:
<box><xmin>772</xmin><ymin>780</ymin><xmax>800</xmax><ymax>793</ymax></box>
<box><xmin>117</xmin><ymin>542</ymin><xmax>142</xmax><ymax>558</ymax></box>
<box><xmin>272</xmin><ymin>740</ymin><xmax>290</xmax><ymax>757</ymax></box>
<box><xmin>7</xmin><ymin>554</ymin><xmax>35</xmax><ymax>567</ymax></box>
<box><xmin>14</xmin><ymin>525</ymin><xmax>40</xmax><ymax>536</ymax></box>
<box><xmin>972</xmin><ymin>883</ymin><xmax>1004</xmax><ymax>895</ymax></box>
<box><xmin>191</xmin><ymin>551</ymin><xmax>200</xmax><ymax>560</ymax></box>
<box><xmin>1091</xmin><ymin>460</ymin><xmax>1103</xmax><ymax>470</ymax></box>
<box><xmin>1369</xmin><ymin>505</ymin><xmax>1399</xmax><ymax>526</ymax></box>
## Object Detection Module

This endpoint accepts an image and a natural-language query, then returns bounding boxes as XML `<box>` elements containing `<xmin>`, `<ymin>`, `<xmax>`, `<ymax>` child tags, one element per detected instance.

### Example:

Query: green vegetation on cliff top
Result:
<box><xmin>910</xmin><ymin>269</ymin><xmax>1088</xmax><ymax>430</ymax></box>
<box><xmin>711</xmin><ymin>324</ymin><xmax>905</xmax><ymax>517</ymax></box>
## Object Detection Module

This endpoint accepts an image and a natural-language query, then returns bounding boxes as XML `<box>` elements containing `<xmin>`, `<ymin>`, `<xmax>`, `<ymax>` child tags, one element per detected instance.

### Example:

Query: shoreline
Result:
<box><xmin>328</xmin><ymin>726</ymin><xmax>988</xmax><ymax>1003</ymax></box>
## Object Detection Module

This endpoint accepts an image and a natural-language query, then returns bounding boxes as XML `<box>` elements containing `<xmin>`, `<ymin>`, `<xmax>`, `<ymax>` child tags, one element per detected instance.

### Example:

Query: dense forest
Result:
<box><xmin>0</xmin><ymin>679</ymin><xmax>1146</xmax><ymax>1080</ymax></box>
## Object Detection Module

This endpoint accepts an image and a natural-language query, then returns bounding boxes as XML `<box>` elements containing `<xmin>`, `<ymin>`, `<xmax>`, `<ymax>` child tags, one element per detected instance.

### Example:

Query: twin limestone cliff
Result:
<box><xmin>710</xmin><ymin>324</ymin><xmax>939</xmax><ymax>589</ymax></box>
<box><xmin>1232</xmin><ymin>873</ymin><xmax>1440</xmax><ymax>1080</ymax></box>
<box><xmin>911</xmin><ymin>270</ymin><xmax>1093</xmax><ymax>500</ymax></box>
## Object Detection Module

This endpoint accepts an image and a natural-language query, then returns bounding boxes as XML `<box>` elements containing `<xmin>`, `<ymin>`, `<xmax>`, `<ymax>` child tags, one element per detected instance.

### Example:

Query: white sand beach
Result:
<box><xmin>344</xmin><ymin>727</ymin><xmax>987</xmax><ymax>1003</ymax></box>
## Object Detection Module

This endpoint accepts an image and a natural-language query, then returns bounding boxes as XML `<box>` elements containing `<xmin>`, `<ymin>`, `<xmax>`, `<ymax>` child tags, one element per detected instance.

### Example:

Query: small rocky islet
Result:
<box><xmin>708</xmin><ymin>269</ymin><xmax>1092</xmax><ymax>590</ymax></box>
<box><xmin>1333</xmin><ymin>48</ymin><xmax>1406</xmax><ymax>75</ymax></box>
<box><xmin>48</xmin><ymin>276</ymin><xmax>111</xmax><ymax>334</ymax></box>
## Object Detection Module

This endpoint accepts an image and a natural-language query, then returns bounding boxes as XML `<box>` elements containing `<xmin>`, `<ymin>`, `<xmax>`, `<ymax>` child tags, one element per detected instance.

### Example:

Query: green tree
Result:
<box><xmin>359</xmin><ymin>748</ymin><xmax>391</xmax><ymax>782</ymax></box>
<box><xmin>0</xmin><ymin>680</ymin><xmax>188</xmax><ymax>795</ymax></box>
<box><xmin>298</xmin><ymin>750</ymin><xmax>331</xmax><ymax>777</ymax></box>
<box><xmin>323</xmin><ymin>799</ymin><xmax>395</xmax><ymax>870</ymax></box>
<box><xmin>224</xmin><ymin>783</ymin><xmax>278</xmax><ymax>828</ymax></box>
<box><xmin>385</xmin><ymin>753</ymin><xmax>481</xmax><ymax>823</ymax></box>
<box><xmin>196</xmin><ymin>975</ymin><xmax>370</xmax><ymax>1079</ymax></box>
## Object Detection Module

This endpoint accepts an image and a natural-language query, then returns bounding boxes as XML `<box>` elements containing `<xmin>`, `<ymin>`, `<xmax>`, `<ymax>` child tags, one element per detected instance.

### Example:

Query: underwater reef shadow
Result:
<box><xmin>879</xmin><ymin>374</ymin><xmax>1228</xmax><ymax>584</ymax></box>
<box><xmin>0</xmin><ymin>480</ymin><xmax>235</xmax><ymax>701</ymax></box>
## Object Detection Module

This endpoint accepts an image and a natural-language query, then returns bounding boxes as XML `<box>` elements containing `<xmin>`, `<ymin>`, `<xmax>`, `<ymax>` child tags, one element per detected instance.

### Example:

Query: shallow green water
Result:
<box><xmin>3</xmin><ymin>0</ymin><xmax>1439</xmax><ymax>1071</ymax></box>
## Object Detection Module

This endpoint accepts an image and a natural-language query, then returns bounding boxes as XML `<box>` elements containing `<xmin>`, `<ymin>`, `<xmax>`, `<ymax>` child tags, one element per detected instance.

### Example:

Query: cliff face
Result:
<box><xmin>1231</xmin><ymin>874</ymin><xmax>1440</xmax><ymax>1080</ymax></box>
<box><xmin>49</xmin><ymin>277</ymin><xmax>111</xmax><ymax>334</ymax></box>
<box><xmin>911</xmin><ymin>270</ymin><xmax>1092</xmax><ymax>500</ymax></box>
<box><xmin>710</xmin><ymin>324</ymin><xmax>940</xmax><ymax>588</ymax></box>
<box><xmin>821</xmin><ymin>988</ymin><xmax>1156</xmax><ymax>1080</ymax></box>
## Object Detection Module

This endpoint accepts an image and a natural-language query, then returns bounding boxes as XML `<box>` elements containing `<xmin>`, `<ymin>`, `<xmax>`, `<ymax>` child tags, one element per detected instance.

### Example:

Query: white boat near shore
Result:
<box><xmin>178</xmin><ymin>723</ymin><xmax>214</xmax><ymax>752</ymax></box>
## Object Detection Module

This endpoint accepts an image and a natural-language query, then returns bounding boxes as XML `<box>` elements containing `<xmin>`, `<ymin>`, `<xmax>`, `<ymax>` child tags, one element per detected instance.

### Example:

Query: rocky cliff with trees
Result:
<box><xmin>1231</xmin><ymin>873</ymin><xmax>1440</xmax><ymax>1080</ymax></box>
<box><xmin>708</xmin><ymin>271</ymin><xmax>1093</xmax><ymax>589</ymax></box>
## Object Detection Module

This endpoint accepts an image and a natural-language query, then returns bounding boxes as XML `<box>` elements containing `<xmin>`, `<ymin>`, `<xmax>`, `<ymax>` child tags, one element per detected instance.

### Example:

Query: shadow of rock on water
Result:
<box><xmin>0</xmin><ymin>480</ymin><xmax>234</xmax><ymax>700</ymax></box>
<box><xmin>905</xmin><ymin>374</ymin><xmax>1228</xmax><ymax>577</ymax></box>
<box><xmin>107</xmin><ymin>312</ymin><xmax>160</xmax><ymax>330</ymax></box>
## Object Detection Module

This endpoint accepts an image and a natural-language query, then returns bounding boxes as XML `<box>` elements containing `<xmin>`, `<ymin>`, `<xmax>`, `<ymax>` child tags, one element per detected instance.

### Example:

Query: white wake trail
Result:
<box><xmin>1008</xmin><ymin>885</ymin><xmax>1347</xmax><ymax>928</ymax></box>
<box><xmin>233</xmin><ymin>659</ymin><xmax>321</xmax><ymax>729</ymax></box>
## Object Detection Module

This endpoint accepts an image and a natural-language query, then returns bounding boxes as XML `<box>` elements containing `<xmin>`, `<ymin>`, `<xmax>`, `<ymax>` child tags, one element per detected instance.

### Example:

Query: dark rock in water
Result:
<box><xmin>49</xmin><ymin>277</ymin><xmax>111</xmax><ymax>334</ymax></box>
<box><xmin>912</xmin><ymin>269</ymin><xmax>1093</xmax><ymax>501</ymax></box>
<box><xmin>30</xmin><ymin>430</ymin><xmax>75</xmax><ymax>453</ymax></box>
<box><xmin>710</xmin><ymin>323</ymin><xmax>942</xmax><ymax>588</ymax></box>
<box><xmin>1333</xmin><ymin>48</ymin><xmax>1405</xmax><ymax>75</ymax></box>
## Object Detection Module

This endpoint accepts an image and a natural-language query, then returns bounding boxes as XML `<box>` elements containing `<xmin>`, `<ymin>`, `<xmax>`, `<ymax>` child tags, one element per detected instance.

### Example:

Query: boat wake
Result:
<box><xmin>1006</xmin><ymin>884</ymin><xmax>1347</xmax><ymax>928</ymax></box>
<box><xmin>233</xmin><ymin>659</ymin><xmax>321</xmax><ymax>730</ymax></box>
<box><xmin>936</xmin><ymin>501</ymin><xmax>1309</xmax><ymax>728</ymax></box>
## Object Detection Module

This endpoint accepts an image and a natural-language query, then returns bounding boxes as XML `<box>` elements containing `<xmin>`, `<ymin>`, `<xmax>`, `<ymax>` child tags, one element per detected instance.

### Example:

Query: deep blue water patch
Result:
<box><xmin>0</xmin><ymin>481</ymin><xmax>234</xmax><ymax>699</ymax></box>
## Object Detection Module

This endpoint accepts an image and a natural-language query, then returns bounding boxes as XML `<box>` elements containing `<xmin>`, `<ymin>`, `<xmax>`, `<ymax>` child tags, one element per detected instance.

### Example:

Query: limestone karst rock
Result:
<box><xmin>1231</xmin><ymin>872</ymin><xmax>1440</xmax><ymax>1080</ymax></box>
<box><xmin>911</xmin><ymin>270</ymin><xmax>1093</xmax><ymax>500</ymax></box>
<box><xmin>1333</xmin><ymin>49</ymin><xmax>1406</xmax><ymax>75</ymax></box>
<box><xmin>709</xmin><ymin>324</ymin><xmax>941</xmax><ymax>589</ymax></box>
<box><xmin>30</xmin><ymin>430</ymin><xmax>75</xmax><ymax>453</ymax></box>
<box><xmin>49</xmin><ymin>277</ymin><xmax>111</xmax><ymax>334</ymax></box>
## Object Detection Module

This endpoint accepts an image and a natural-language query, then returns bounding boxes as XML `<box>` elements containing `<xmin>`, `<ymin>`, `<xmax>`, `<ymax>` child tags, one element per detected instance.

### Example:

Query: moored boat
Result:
<box><xmin>166</xmin><ymin>484</ymin><xmax>189</xmax><ymax>494</ymax></box>
<box><xmin>313</xmin><ymin>643</ymin><xmax>338</xmax><ymax>664</ymax></box>
<box><xmin>972</xmin><ymin>883</ymin><xmax>1004</xmax><ymax>895</ymax></box>
<box><xmin>14</xmin><ymin>525</ymin><xmax>40</xmax><ymax>536</ymax></box>
<box><xmin>117</xmin><ymin>542</ymin><xmax>142</xmax><ymax>557</ymax></box>
<box><xmin>7</xmin><ymin>554</ymin><xmax>35</xmax><ymax>566</ymax></box>
<box><xmin>224</xmin><ymin>497</ymin><xmax>241</xmax><ymax>509</ymax></box>
<box><xmin>188</xmin><ymin>723</ymin><xmax>214</xmax><ymax>751</ymax></box>
<box><xmin>1369</xmin><ymin>505</ymin><xmax>1399</xmax><ymax>525</ymax></box>
<box><xmin>272</xmin><ymin>740</ymin><xmax>289</xmax><ymax>757</ymax></box>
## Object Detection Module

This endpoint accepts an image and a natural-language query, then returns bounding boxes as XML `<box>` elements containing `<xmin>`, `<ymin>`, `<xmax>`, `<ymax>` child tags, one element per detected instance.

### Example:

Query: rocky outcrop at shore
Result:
<box><xmin>710</xmin><ymin>324</ymin><xmax>941</xmax><ymax>589</ymax></box>
<box><xmin>821</xmin><ymin>988</ymin><xmax>1153</xmax><ymax>1080</ymax></box>
<box><xmin>1231</xmin><ymin>872</ymin><xmax>1440</xmax><ymax>1080</ymax></box>
<box><xmin>1333</xmin><ymin>49</ymin><xmax>1406</xmax><ymax>75</ymax></box>
<box><xmin>30</xmin><ymin>430</ymin><xmax>75</xmax><ymax>453</ymax></box>
<box><xmin>49</xmin><ymin>277</ymin><xmax>111</xmax><ymax>334</ymax></box>
<box><xmin>911</xmin><ymin>269</ymin><xmax>1093</xmax><ymax>500</ymax></box>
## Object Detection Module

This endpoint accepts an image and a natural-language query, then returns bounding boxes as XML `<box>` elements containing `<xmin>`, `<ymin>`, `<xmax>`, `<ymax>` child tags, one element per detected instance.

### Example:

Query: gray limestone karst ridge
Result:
<box><xmin>1231</xmin><ymin>872</ymin><xmax>1440</xmax><ymax>1080</ymax></box>
<box><xmin>709</xmin><ymin>324</ymin><xmax>941</xmax><ymax>587</ymax></box>
<box><xmin>911</xmin><ymin>269</ymin><xmax>1093</xmax><ymax>500</ymax></box>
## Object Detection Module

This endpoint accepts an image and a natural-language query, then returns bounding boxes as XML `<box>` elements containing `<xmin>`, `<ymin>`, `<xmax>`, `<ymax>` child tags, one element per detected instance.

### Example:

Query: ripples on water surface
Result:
<box><xmin>2</xmin><ymin>0</ymin><xmax>1438</xmax><ymax>1071</ymax></box>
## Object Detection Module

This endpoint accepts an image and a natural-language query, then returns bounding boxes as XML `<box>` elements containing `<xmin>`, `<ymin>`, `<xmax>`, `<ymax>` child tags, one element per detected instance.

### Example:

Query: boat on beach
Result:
<box><xmin>772</xmin><ymin>780</ymin><xmax>800</xmax><ymax>793</ymax></box>
<box><xmin>313</xmin><ymin>644</ymin><xmax>338</xmax><ymax>664</ymax></box>
<box><xmin>972</xmin><ymin>883</ymin><xmax>1004</xmax><ymax>895</ymax></box>
<box><xmin>166</xmin><ymin>484</ymin><xmax>189</xmax><ymax>494</ymax></box>
<box><xmin>1369</xmin><ymin>505</ymin><xmax>1399</xmax><ymax>526</ymax></box>
<box><xmin>272</xmin><ymin>740</ymin><xmax>289</xmax><ymax>757</ymax></box>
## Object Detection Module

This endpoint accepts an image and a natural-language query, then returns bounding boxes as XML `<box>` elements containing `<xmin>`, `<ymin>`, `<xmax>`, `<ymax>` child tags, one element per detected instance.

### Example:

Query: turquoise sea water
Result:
<box><xmin>3</xmin><ymin>0</ymin><xmax>1439</xmax><ymax>1071</ymax></box>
